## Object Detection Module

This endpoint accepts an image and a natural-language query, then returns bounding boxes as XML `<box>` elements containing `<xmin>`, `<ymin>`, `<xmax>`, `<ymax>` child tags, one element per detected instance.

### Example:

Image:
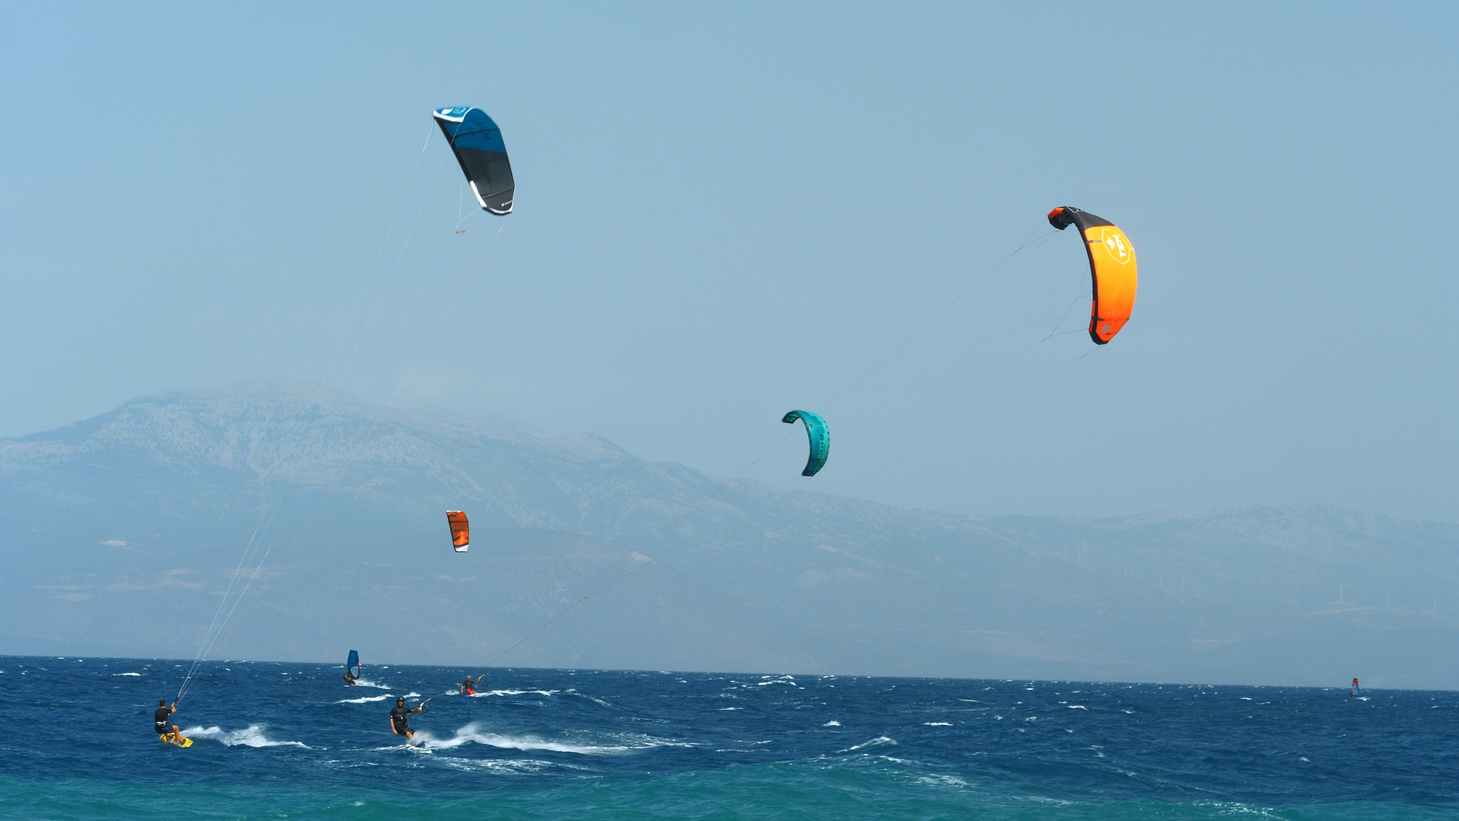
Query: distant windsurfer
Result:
<box><xmin>343</xmin><ymin>669</ymin><xmax>358</xmax><ymax>686</ymax></box>
<box><xmin>389</xmin><ymin>696</ymin><xmax>426</xmax><ymax>741</ymax></box>
<box><xmin>462</xmin><ymin>674</ymin><xmax>478</xmax><ymax>697</ymax></box>
<box><xmin>1351</xmin><ymin>676</ymin><xmax>1360</xmax><ymax>697</ymax></box>
<box><xmin>154</xmin><ymin>699</ymin><xmax>188</xmax><ymax>746</ymax></box>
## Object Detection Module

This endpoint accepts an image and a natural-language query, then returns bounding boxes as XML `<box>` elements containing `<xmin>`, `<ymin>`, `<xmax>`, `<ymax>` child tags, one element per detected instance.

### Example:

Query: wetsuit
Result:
<box><xmin>389</xmin><ymin>704</ymin><xmax>414</xmax><ymax>736</ymax></box>
<box><xmin>154</xmin><ymin>706</ymin><xmax>173</xmax><ymax>736</ymax></box>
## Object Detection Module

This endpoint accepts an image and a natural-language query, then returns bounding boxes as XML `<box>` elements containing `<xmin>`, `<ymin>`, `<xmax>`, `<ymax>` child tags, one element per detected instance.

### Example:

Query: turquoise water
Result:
<box><xmin>2</xmin><ymin>656</ymin><xmax>1455</xmax><ymax>819</ymax></box>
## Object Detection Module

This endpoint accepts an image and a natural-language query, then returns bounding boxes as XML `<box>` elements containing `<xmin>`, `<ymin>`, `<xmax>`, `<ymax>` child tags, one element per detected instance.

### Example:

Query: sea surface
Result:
<box><xmin>1</xmin><ymin>656</ymin><xmax>1455</xmax><ymax>819</ymax></box>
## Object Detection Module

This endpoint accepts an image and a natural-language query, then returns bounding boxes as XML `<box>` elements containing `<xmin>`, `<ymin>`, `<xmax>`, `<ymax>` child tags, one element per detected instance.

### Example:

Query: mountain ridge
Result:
<box><xmin>3</xmin><ymin>389</ymin><xmax>1456</xmax><ymax>688</ymax></box>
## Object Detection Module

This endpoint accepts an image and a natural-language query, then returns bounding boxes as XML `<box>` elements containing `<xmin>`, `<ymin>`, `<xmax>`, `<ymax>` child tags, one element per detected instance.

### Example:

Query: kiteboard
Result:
<box><xmin>161</xmin><ymin>734</ymin><xmax>193</xmax><ymax>749</ymax></box>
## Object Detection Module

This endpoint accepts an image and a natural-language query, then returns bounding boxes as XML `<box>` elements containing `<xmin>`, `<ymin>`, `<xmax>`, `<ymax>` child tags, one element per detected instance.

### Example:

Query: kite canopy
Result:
<box><xmin>433</xmin><ymin>106</ymin><xmax>515</xmax><ymax>215</ymax></box>
<box><xmin>782</xmin><ymin>410</ymin><xmax>830</xmax><ymax>477</ymax></box>
<box><xmin>446</xmin><ymin>510</ymin><xmax>470</xmax><ymax>553</ymax></box>
<box><xmin>1047</xmin><ymin>206</ymin><xmax>1138</xmax><ymax>345</ymax></box>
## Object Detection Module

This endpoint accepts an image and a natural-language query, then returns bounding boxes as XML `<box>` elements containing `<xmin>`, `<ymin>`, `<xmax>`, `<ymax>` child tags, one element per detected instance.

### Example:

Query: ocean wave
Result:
<box><xmin>336</xmin><ymin>694</ymin><xmax>392</xmax><ymax>704</ymax></box>
<box><xmin>756</xmin><ymin>675</ymin><xmax>798</xmax><ymax>688</ymax></box>
<box><xmin>566</xmin><ymin>689</ymin><xmax>613</xmax><ymax>707</ymax></box>
<box><xmin>843</xmin><ymin>735</ymin><xmax>897</xmax><ymax>753</ymax></box>
<box><xmin>1066</xmin><ymin>705</ymin><xmax>1088</xmax><ymax>711</ymax></box>
<box><xmin>412</xmin><ymin>723</ymin><xmax>685</xmax><ymax>756</ymax></box>
<box><xmin>823</xmin><ymin>720</ymin><xmax>841</xmax><ymax>727</ymax></box>
<box><xmin>350</xmin><ymin>678</ymin><xmax>391</xmax><ymax>690</ymax></box>
<box><xmin>718</xmin><ymin>707</ymin><xmax>742</xmax><ymax>711</ymax></box>
<box><xmin>183</xmin><ymin>724</ymin><xmax>311</xmax><ymax>749</ymax></box>
<box><xmin>111</xmin><ymin>672</ymin><xmax>143</xmax><ymax>677</ymax></box>
<box><xmin>923</xmin><ymin>721</ymin><xmax>952</xmax><ymax>727</ymax></box>
<box><xmin>437</xmin><ymin>756</ymin><xmax>571</xmax><ymax>775</ymax></box>
<box><xmin>469</xmin><ymin>688</ymin><xmax>562</xmax><ymax>699</ymax></box>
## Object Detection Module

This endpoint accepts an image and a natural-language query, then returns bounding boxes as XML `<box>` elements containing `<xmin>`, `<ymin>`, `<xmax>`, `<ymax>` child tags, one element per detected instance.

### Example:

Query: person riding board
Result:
<box><xmin>343</xmin><ymin>669</ymin><xmax>358</xmax><ymax>687</ymax></box>
<box><xmin>462</xmin><ymin>674</ymin><xmax>477</xmax><ymax>696</ymax></box>
<box><xmin>388</xmin><ymin>696</ymin><xmax>426</xmax><ymax>741</ymax></box>
<box><xmin>154</xmin><ymin>699</ymin><xmax>188</xmax><ymax>746</ymax></box>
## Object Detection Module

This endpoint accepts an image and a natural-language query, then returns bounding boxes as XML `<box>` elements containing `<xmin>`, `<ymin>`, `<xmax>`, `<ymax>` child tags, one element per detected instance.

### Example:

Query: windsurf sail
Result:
<box><xmin>347</xmin><ymin>649</ymin><xmax>361</xmax><ymax>679</ymax></box>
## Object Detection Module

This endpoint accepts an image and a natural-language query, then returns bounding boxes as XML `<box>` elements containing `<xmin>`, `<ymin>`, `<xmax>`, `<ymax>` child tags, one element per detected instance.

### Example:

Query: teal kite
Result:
<box><xmin>782</xmin><ymin>410</ymin><xmax>829</xmax><ymax>477</ymax></box>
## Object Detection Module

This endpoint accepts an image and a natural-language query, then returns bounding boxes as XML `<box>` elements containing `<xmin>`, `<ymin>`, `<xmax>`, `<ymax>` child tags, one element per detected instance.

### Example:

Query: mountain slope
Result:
<box><xmin>3</xmin><ymin>390</ymin><xmax>1456</xmax><ymax>687</ymax></box>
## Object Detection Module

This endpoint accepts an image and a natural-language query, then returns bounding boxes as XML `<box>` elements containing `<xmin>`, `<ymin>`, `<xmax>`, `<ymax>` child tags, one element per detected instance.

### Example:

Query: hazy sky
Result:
<box><xmin>3</xmin><ymin>2</ymin><xmax>1456</xmax><ymax>520</ymax></box>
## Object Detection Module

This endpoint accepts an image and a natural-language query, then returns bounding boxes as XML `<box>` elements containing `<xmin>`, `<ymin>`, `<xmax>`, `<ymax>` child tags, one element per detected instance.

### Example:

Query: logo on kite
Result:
<box><xmin>1102</xmin><ymin>230</ymin><xmax>1131</xmax><ymax>264</ymax></box>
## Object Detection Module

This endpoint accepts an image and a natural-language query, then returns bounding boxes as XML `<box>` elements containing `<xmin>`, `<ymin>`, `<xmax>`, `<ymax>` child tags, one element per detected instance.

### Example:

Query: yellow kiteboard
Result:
<box><xmin>161</xmin><ymin>734</ymin><xmax>193</xmax><ymax>749</ymax></box>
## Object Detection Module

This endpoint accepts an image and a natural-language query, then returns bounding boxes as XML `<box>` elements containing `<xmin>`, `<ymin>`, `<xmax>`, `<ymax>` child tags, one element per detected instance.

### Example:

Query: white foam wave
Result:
<box><xmin>351</xmin><ymin>678</ymin><xmax>391</xmax><ymax>690</ymax></box>
<box><xmin>1066</xmin><ymin>705</ymin><xmax>1088</xmax><ymax>711</ymax></box>
<box><xmin>414</xmin><ymin>722</ymin><xmax>678</xmax><ymax>756</ymax></box>
<box><xmin>823</xmin><ymin>720</ymin><xmax>841</xmax><ymax>727</ymax></box>
<box><xmin>923</xmin><ymin>721</ymin><xmax>952</xmax><ymax>726</ymax></box>
<box><xmin>184</xmin><ymin>724</ymin><xmax>311</xmax><ymax>749</ymax></box>
<box><xmin>566</xmin><ymin>689</ymin><xmax>612</xmax><ymax>707</ymax></box>
<box><xmin>756</xmin><ymin>675</ymin><xmax>798</xmax><ymax>688</ymax></box>
<box><xmin>439</xmin><ymin>757</ymin><xmax>564</xmax><ymax>775</ymax></box>
<box><xmin>917</xmin><ymin>774</ymin><xmax>968</xmax><ymax>788</ymax></box>
<box><xmin>843</xmin><ymin>735</ymin><xmax>897</xmax><ymax>753</ymax></box>
<box><xmin>336</xmin><ymin>694</ymin><xmax>392</xmax><ymax>704</ymax></box>
<box><xmin>111</xmin><ymin>672</ymin><xmax>143</xmax><ymax>677</ymax></box>
<box><xmin>718</xmin><ymin>707</ymin><xmax>742</xmax><ymax>711</ymax></box>
<box><xmin>471</xmin><ymin>688</ymin><xmax>561</xmax><ymax>699</ymax></box>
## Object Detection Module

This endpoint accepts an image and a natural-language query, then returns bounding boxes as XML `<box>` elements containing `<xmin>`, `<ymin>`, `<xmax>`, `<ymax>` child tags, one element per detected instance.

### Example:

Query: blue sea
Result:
<box><xmin>1</xmin><ymin>657</ymin><xmax>1455</xmax><ymax>819</ymax></box>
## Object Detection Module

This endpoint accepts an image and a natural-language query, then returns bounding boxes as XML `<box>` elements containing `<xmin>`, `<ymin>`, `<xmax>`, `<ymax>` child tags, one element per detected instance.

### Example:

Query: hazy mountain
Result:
<box><xmin>3</xmin><ymin>389</ymin><xmax>1456</xmax><ymax>688</ymax></box>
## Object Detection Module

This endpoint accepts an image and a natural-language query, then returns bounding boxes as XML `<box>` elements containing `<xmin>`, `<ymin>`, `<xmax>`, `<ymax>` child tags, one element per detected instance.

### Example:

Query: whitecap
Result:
<box><xmin>1066</xmin><ymin>705</ymin><xmax>1088</xmax><ymax>711</ymax></box>
<box><xmin>756</xmin><ymin>675</ymin><xmax>798</xmax><ymax>688</ymax></box>
<box><xmin>183</xmin><ymin>724</ymin><xmax>311</xmax><ymax>750</ymax></box>
<box><xmin>471</xmin><ymin>688</ymin><xmax>561</xmax><ymax>699</ymax></box>
<box><xmin>823</xmin><ymin>720</ymin><xmax>841</xmax><ymax>727</ymax></box>
<box><xmin>923</xmin><ymin>721</ymin><xmax>952</xmax><ymax>727</ymax></box>
<box><xmin>566</xmin><ymin>689</ymin><xmax>612</xmax><ymax>707</ymax></box>
<box><xmin>336</xmin><ymin>694</ymin><xmax>392</xmax><ymax>704</ymax></box>
<box><xmin>414</xmin><ymin>722</ymin><xmax>681</xmax><ymax>756</ymax></box>
<box><xmin>111</xmin><ymin>672</ymin><xmax>143</xmax><ymax>677</ymax></box>
<box><xmin>842</xmin><ymin>735</ymin><xmax>897</xmax><ymax>753</ymax></box>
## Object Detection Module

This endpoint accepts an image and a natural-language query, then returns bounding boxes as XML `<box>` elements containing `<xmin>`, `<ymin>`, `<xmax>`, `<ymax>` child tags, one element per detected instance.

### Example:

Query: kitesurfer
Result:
<box><xmin>389</xmin><ymin>696</ymin><xmax>426</xmax><ymax>740</ymax></box>
<box><xmin>462</xmin><ymin>674</ymin><xmax>477</xmax><ymax>696</ymax></box>
<box><xmin>154</xmin><ymin>699</ymin><xmax>176</xmax><ymax>737</ymax></box>
<box><xmin>154</xmin><ymin>699</ymin><xmax>188</xmax><ymax>746</ymax></box>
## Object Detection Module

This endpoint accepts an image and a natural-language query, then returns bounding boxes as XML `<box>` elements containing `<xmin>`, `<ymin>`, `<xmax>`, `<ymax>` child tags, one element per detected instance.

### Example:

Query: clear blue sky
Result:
<box><xmin>3</xmin><ymin>1</ymin><xmax>1456</xmax><ymax>519</ymax></box>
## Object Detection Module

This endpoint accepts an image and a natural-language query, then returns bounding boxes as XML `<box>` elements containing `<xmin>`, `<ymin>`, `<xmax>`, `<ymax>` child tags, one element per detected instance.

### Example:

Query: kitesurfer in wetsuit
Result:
<box><xmin>154</xmin><ymin>699</ymin><xmax>188</xmax><ymax>745</ymax></box>
<box><xmin>154</xmin><ymin>699</ymin><xmax>175</xmax><ymax>737</ymax></box>
<box><xmin>389</xmin><ymin>696</ymin><xmax>426</xmax><ymax>741</ymax></box>
<box><xmin>462</xmin><ymin>675</ymin><xmax>477</xmax><ymax>696</ymax></box>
